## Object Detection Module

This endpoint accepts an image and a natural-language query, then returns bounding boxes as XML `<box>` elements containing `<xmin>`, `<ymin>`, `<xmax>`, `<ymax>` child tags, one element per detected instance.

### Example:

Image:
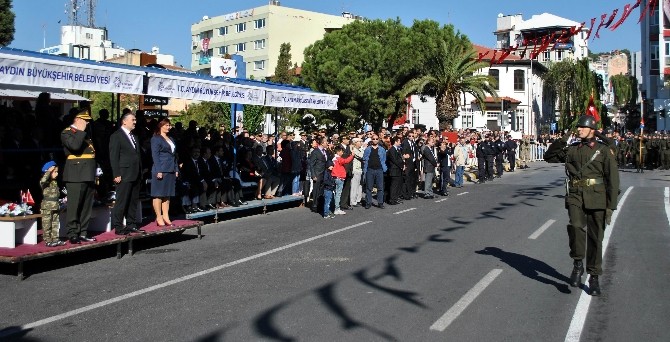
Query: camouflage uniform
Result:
<box><xmin>662</xmin><ymin>136</ymin><xmax>670</xmax><ymax>170</ymax></box>
<box><xmin>519</xmin><ymin>137</ymin><xmax>531</xmax><ymax>169</ymax></box>
<box><xmin>40</xmin><ymin>170</ymin><xmax>61</xmax><ymax>244</ymax></box>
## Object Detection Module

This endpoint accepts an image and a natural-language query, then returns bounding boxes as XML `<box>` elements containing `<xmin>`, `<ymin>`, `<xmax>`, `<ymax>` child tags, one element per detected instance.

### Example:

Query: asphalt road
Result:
<box><xmin>1</xmin><ymin>162</ymin><xmax>669</xmax><ymax>342</ymax></box>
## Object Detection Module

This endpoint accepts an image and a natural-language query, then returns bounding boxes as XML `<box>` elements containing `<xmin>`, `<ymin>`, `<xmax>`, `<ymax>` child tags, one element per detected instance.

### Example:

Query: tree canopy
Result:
<box><xmin>0</xmin><ymin>0</ymin><xmax>15</xmax><ymax>47</ymax></box>
<box><xmin>303</xmin><ymin>19</ymin><xmax>476</xmax><ymax>131</ymax></box>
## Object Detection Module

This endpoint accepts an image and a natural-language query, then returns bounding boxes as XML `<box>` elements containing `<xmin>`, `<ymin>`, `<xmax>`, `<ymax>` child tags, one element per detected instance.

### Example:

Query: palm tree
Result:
<box><xmin>401</xmin><ymin>40</ymin><xmax>498</xmax><ymax>130</ymax></box>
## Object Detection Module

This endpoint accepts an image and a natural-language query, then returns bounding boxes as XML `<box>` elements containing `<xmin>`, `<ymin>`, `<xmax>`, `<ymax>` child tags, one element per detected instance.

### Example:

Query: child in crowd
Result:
<box><xmin>331</xmin><ymin>146</ymin><xmax>354</xmax><ymax>215</ymax></box>
<box><xmin>40</xmin><ymin>161</ymin><xmax>65</xmax><ymax>247</ymax></box>
<box><xmin>322</xmin><ymin>160</ymin><xmax>335</xmax><ymax>219</ymax></box>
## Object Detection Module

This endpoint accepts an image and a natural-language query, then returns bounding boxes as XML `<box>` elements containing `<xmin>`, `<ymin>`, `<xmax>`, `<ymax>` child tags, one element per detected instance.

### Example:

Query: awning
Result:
<box><xmin>146</xmin><ymin>68</ymin><xmax>266</xmax><ymax>106</ymax></box>
<box><xmin>229</xmin><ymin>78</ymin><xmax>339</xmax><ymax>110</ymax></box>
<box><xmin>0</xmin><ymin>87</ymin><xmax>88</xmax><ymax>102</ymax></box>
<box><xmin>0</xmin><ymin>47</ymin><xmax>145</xmax><ymax>94</ymax></box>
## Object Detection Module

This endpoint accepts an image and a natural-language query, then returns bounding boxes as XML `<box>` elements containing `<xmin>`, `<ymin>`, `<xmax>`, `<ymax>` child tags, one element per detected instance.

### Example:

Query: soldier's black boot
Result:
<box><xmin>589</xmin><ymin>275</ymin><xmax>601</xmax><ymax>296</ymax></box>
<box><xmin>569</xmin><ymin>260</ymin><xmax>584</xmax><ymax>287</ymax></box>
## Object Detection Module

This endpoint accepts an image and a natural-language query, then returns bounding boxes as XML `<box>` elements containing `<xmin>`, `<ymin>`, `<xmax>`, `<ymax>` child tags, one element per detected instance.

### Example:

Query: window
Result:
<box><xmin>85</xmin><ymin>33</ymin><xmax>93</xmax><ymax>39</ymax></box>
<box><xmin>487</xmin><ymin>111</ymin><xmax>500</xmax><ymax>119</ymax></box>
<box><xmin>651</xmin><ymin>42</ymin><xmax>659</xmax><ymax>60</ymax></box>
<box><xmin>514</xmin><ymin>70</ymin><xmax>525</xmax><ymax>91</ymax></box>
<box><xmin>254</xmin><ymin>18</ymin><xmax>266</xmax><ymax>29</ymax></box>
<box><xmin>412</xmin><ymin>108</ymin><xmax>420</xmax><ymax>124</ymax></box>
<box><xmin>236</xmin><ymin>22</ymin><xmax>246</xmax><ymax>33</ymax></box>
<box><xmin>462</xmin><ymin>115</ymin><xmax>473</xmax><ymax>128</ymax></box>
<box><xmin>254</xmin><ymin>39</ymin><xmax>266</xmax><ymax>50</ymax></box>
<box><xmin>488</xmin><ymin>69</ymin><xmax>499</xmax><ymax>90</ymax></box>
<box><xmin>219</xmin><ymin>26</ymin><xmax>228</xmax><ymax>36</ymax></box>
<box><xmin>542</xmin><ymin>51</ymin><xmax>550</xmax><ymax>62</ymax></box>
<box><xmin>218</xmin><ymin>46</ymin><xmax>228</xmax><ymax>55</ymax></box>
<box><xmin>556</xmin><ymin>50</ymin><xmax>563</xmax><ymax>61</ymax></box>
<box><xmin>236</xmin><ymin>43</ymin><xmax>246</xmax><ymax>52</ymax></box>
<box><xmin>254</xmin><ymin>60</ymin><xmax>265</xmax><ymax>70</ymax></box>
<box><xmin>199</xmin><ymin>30</ymin><xmax>213</xmax><ymax>39</ymax></box>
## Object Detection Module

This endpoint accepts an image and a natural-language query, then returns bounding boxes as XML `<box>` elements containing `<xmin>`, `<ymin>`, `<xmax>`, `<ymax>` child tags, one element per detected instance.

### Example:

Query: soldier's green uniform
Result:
<box><xmin>631</xmin><ymin>135</ymin><xmax>647</xmax><ymax>172</ymax></box>
<box><xmin>519</xmin><ymin>137</ymin><xmax>531</xmax><ymax>169</ymax></box>
<box><xmin>617</xmin><ymin>138</ymin><xmax>629</xmax><ymax>168</ymax></box>
<box><xmin>61</xmin><ymin>112</ymin><xmax>97</xmax><ymax>243</ymax></box>
<box><xmin>544</xmin><ymin>115</ymin><xmax>620</xmax><ymax>296</ymax></box>
<box><xmin>662</xmin><ymin>136</ymin><xmax>670</xmax><ymax>170</ymax></box>
<box><xmin>40</xmin><ymin>165</ymin><xmax>61</xmax><ymax>246</ymax></box>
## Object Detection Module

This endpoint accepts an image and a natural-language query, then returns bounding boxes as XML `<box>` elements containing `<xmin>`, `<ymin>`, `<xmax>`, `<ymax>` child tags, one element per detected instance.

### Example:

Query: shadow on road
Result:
<box><xmin>475</xmin><ymin>247</ymin><xmax>571</xmax><ymax>294</ymax></box>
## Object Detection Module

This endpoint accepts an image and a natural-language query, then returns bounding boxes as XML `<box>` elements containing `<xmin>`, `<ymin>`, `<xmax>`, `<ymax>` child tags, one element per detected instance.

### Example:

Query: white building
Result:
<box><xmin>190</xmin><ymin>1</ymin><xmax>358</xmax><ymax>79</ymax></box>
<box><xmin>403</xmin><ymin>45</ymin><xmax>549</xmax><ymax>136</ymax></box>
<box><xmin>495</xmin><ymin>13</ymin><xmax>589</xmax><ymax>65</ymax></box>
<box><xmin>40</xmin><ymin>25</ymin><xmax>126</xmax><ymax>62</ymax></box>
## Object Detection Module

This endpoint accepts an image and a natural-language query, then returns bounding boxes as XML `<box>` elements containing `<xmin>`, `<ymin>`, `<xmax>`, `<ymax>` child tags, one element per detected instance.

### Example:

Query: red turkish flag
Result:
<box><xmin>26</xmin><ymin>190</ymin><xmax>35</xmax><ymax>206</ymax></box>
<box><xmin>587</xmin><ymin>93</ymin><xmax>600</xmax><ymax>122</ymax></box>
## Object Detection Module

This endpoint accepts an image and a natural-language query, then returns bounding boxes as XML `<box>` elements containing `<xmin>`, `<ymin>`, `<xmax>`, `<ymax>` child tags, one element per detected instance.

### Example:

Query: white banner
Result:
<box><xmin>0</xmin><ymin>52</ymin><xmax>144</xmax><ymax>94</ymax></box>
<box><xmin>265</xmin><ymin>89</ymin><xmax>338</xmax><ymax>110</ymax></box>
<box><xmin>147</xmin><ymin>74</ymin><xmax>265</xmax><ymax>105</ymax></box>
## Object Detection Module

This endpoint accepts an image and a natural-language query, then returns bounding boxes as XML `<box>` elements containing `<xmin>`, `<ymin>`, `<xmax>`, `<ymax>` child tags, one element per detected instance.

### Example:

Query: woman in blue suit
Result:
<box><xmin>150</xmin><ymin>118</ymin><xmax>178</xmax><ymax>226</ymax></box>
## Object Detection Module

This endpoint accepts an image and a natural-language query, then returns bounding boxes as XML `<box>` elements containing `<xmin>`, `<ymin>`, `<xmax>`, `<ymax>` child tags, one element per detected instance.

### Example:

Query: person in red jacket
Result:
<box><xmin>331</xmin><ymin>145</ymin><xmax>354</xmax><ymax>215</ymax></box>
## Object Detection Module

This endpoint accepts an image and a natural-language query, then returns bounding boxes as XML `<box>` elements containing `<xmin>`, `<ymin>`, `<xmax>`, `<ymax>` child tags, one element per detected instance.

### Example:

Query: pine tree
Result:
<box><xmin>273</xmin><ymin>43</ymin><xmax>293</xmax><ymax>84</ymax></box>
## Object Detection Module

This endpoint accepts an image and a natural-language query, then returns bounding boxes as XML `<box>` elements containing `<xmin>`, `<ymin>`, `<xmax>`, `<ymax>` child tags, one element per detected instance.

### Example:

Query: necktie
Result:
<box><xmin>129</xmin><ymin>133</ymin><xmax>137</xmax><ymax>149</ymax></box>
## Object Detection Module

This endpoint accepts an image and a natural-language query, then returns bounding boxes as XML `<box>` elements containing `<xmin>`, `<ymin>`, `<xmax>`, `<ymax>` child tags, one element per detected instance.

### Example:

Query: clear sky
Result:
<box><xmin>9</xmin><ymin>0</ymin><xmax>642</xmax><ymax>68</ymax></box>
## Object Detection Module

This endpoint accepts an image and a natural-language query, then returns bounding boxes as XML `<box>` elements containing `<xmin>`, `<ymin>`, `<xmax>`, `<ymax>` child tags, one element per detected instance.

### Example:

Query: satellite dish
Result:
<box><xmin>498</xmin><ymin>13</ymin><xmax>504</xmax><ymax>18</ymax></box>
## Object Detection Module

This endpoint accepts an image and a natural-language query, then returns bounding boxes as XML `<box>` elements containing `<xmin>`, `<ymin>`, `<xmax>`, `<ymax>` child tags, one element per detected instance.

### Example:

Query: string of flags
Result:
<box><xmin>478</xmin><ymin>0</ymin><xmax>655</xmax><ymax>65</ymax></box>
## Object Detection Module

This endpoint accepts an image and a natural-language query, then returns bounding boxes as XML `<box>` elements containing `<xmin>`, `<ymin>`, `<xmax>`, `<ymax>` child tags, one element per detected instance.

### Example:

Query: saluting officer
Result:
<box><xmin>61</xmin><ymin>109</ymin><xmax>97</xmax><ymax>244</ymax></box>
<box><xmin>544</xmin><ymin>115</ymin><xmax>619</xmax><ymax>296</ymax></box>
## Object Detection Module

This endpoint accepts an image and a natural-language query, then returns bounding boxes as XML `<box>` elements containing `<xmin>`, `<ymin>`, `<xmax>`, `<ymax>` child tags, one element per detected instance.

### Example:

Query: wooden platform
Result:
<box><xmin>0</xmin><ymin>220</ymin><xmax>203</xmax><ymax>280</ymax></box>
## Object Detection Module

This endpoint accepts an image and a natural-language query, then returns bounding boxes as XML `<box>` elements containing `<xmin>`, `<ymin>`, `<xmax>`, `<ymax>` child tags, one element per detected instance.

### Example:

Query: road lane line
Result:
<box><xmin>394</xmin><ymin>208</ymin><xmax>416</xmax><ymax>215</ymax></box>
<box><xmin>665</xmin><ymin>187</ymin><xmax>670</xmax><ymax>227</ymax></box>
<box><xmin>528</xmin><ymin>219</ymin><xmax>556</xmax><ymax>240</ymax></box>
<box><xmin>435</xmin><ymin>198</ymin><xmax>448</xmax><ymax>203</ymax></box>
<box><xmin>564</xmin><ymin>186</ymin><xmax>633</xmax><ymax>342</ymax></box>
<box><xmin>429</xmin><ymin>269</ymin><xmax>503</xmax><ymax>332</ymax></box>
<box><xmin>0</xmin><ymin>221</ymin><xmax>373</xmax><ymax>338</ymax></box>
<box><xmin>457</xmin><ymin>192</ymin><xmax>469</xmax><ymax>196</ymax></box>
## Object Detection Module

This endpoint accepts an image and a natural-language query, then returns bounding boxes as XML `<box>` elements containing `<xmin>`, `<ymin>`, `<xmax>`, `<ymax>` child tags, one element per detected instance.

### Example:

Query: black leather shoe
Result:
<box><xmin>207</xmin><ymin>204</ymin><xmax>217</xmax><ymax>210</ymax></box>
<box><xmin>569</xmin><ymin>260</ymin><xmax>584</xmax><ymax>287</ymax></box>
<box><xmin>365</xmin><ymin>204</ymin><xmax>371</xmax><ymax>209</ymax></box>
<box><xmin>589</xmin><ymin>275</ymin><xmax>601</xmax><ymax>296</ymax></box>
<box><xmin>239</xmin><ymin>201</ymin><xmax>248</xmax><ymax>205</ymax></box>
<box><xmin>79</xmin><ymin>236</ymin><xmax>96</xmax><ymax>242</ymax></box>
<box><xmin>68</xmin><ymin>237</ymin><xmax>81</xmax><ymax>244</ymax></box>
<box><xmin>423</xmin><ymin>195</ymin><xmax>435</xmax><ymax>199</ymax></box>
<box><xmin>130</xmin><ymin>227</ymin><xmax>146</xmax><ymax>234</ymax></box>
<box><xmin>115</xmin><ymin>230</ymin><xmax>130</xmax><ymax>236</ymax></box>
<box><xmin>377</xmin><ymin>204</ymin><xmax>385</xmax><ymax>209</ymax></box>
<box><xmin>343</xmin><ymin>205</ymin><xmax>353</xmax><ymax>210</ymax></box>
<box><xmin>195</xmin><ymin>206</ymin><xmax>207</xmax><ymax>212</ymax></box>
<box><xmin>388</xmin><ymin>200</ymin><xmax>398</xmax><ymax>205</ymax></box>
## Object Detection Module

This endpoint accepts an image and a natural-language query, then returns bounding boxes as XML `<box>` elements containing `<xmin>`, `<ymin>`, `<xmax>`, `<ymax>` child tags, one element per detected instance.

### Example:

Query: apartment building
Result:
<box><xmin>639</xmin><ymin>3</ymin><xmax>670</xmax><ymax>131</ymax></box>
<box><xmin>191</xmin><ymin>1</ymin><xmax>357</xmax><ymax>80</ymax></box>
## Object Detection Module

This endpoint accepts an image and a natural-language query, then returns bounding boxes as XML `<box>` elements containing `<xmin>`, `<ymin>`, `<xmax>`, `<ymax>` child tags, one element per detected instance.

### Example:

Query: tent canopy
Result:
<box><xmin>0</xmin><ymin>47</ymin><xmax>338</xmax><ymax>110</ymax></box>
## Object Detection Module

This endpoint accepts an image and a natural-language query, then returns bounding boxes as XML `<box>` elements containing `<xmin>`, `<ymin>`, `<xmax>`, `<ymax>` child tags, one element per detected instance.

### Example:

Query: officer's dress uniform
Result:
<box><xmin>61</xmin><ymin>125</ymin><xmax>97</xmax><ymax>241</ymax></box>
<box><xmin>545</xmin><ymin>123</ymin><xmax>619</xmax><ymax>295</ymax></box>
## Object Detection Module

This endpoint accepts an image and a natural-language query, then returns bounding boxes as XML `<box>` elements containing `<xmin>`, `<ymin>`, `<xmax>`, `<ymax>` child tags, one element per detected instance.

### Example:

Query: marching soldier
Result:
<box><xmin>544</xmin><ymin>115</ymin><xmax>620</xmax><ymax>296</ymax></box>
<box><xmin>662</xmin><ymin>135</ymin><xmax>670</xmax><ymax>170</ymax></box>
<box><xmin>61</xmin><ymin>109</ymin><xmax>97</xmax><ymax>244</ymax></box>
<box><xmin>617</xmin><ymin>136</ymin><xmax>629</xmax><ymax>168</ymax></box>
<box><xmin>519</xmin><ymin>135</ymin><xmax>531</xmax><ymax>169</ymax></box>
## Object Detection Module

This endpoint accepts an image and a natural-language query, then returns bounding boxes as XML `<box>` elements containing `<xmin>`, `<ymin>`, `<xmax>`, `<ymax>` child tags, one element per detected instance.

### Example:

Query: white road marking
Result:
<box><xmin>435</xmin><ymin>198</ymin><xmax>448</xmax><ymax>203</ymax></box>
<box><xmin>457</xmin><ymin>192</ymin><xmax>469</xmax><ymax>196</ymax></box>
<box><xmin>528</xmin><ymin>219</ymin><xmax>556</xmax><ymax>240</ymax></box>
<box><xmin>564</xmin><ymin>186</ymin><xmax>633</xmax><ymax>342</ymax></box>
<box><xmin>665</xmin><ymin>188</ymin><xmax>670</xmax><ymax>227</ymax></box>
<box><xmin>430</xmin><ymin>269</ymin><xmax>503</xmax><ymax>332</ymax></box>
<box><xmin>0</xmin><ymin>221</ymin><xmax>373</xmax><ymax>338</ymax></box>
<box><xmin>394</xmin><ymin>208</ymin><xmax>417</xmax><ymax>215</ymax></box>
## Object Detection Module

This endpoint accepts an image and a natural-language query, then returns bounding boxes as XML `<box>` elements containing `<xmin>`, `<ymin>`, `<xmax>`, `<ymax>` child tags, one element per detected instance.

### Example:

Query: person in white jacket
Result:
<box><xmin>349</xmin><ymin>138</ymin><xmax>365</xmax><ymax>206</ymax></box>
<box><xmin>453</xmin><ymin>137</ymin><xmax>469</xmax><ymax>187</ymax></box>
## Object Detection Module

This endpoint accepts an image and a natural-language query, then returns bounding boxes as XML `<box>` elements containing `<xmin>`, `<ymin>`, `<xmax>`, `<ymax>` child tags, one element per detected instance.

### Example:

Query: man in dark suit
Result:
<box><xmin>386</xmin><ymin>136</ymin><xmax>405</xmax><ymax>205</ymax></box>
<box><xmin>421</xmin><ymin>137</ymin><xmax>438</xmax><ymax>199</ymax></box>
<box><xmin>505</xmin><ymin>135</ymin><xmax>518</xmax><ymax>172</ymax></box>
<box><xmin>308</xmin><ymin>136</ymin><xmax>328</xmax><ymax>212</ymax></box>
<box><xmin>401</xmin><ymin>131</ymin><xmax>418</xmax><ymax>199</ymax></box>
<box><xmin>61</xmin><ymin>110</ymin><xmax>97</xmax><ymax>244</ymax></box>
<box><xmin>109</xmin><ymin>112</ymin><xmax>144</xmax><ymax>235</ymax></box>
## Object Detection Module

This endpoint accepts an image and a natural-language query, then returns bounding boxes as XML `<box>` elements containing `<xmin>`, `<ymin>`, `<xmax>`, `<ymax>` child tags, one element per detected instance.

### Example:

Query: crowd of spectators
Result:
<box><xmin>1</xmin><ymin>93</ymin><xmax>555</xmax><ymax>222</ymax></box>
